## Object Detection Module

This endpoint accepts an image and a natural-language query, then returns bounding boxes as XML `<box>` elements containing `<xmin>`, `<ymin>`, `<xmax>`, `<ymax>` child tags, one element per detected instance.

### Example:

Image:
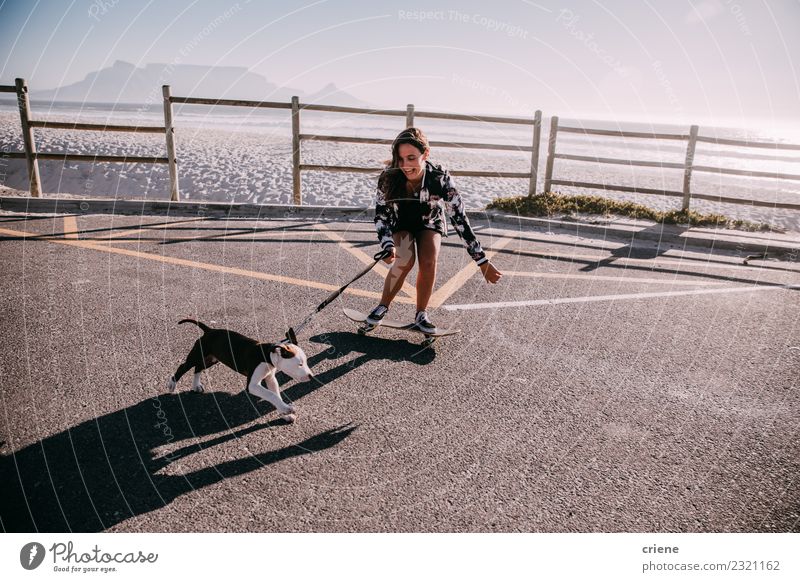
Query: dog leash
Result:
<box><xmin>285</xmin><ymin>248</ymin><xmax>392</xmax><ymax>344</ymax></box>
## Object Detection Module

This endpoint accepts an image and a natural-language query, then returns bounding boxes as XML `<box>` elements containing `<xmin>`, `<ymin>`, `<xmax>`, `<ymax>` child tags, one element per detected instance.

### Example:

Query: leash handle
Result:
<box><xmin>374</xmin><ymin>248</ymin><xmax>392</xmax><ymax>261</ymax></box>
<box><xmin>285</xmin><ymin>248</ymin><xmax>392</xmax><ymax>343</ymax></box>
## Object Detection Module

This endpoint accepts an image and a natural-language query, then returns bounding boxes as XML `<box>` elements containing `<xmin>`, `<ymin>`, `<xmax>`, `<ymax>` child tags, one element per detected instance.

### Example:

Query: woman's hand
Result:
<box><xmin>383</xmin><ymin>246</ymin><xmax>396</xmax><ymax>265</ymax></box>
<box><xmin>480</xmin><ymin>261</ymin><xmax>502</xmax><ymax>284</ymax></box>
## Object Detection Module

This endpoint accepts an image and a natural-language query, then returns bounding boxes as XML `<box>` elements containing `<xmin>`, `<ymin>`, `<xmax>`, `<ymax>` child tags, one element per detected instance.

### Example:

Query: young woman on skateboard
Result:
<box><xmin>366</xmin><ymin>127</ymin><xmax>502</xmax><ymax>333</ymax></box>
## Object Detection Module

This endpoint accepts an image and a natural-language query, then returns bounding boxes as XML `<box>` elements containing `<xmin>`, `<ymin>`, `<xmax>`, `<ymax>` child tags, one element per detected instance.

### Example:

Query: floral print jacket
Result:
<box><xmin>374</xmin><ymin>161</ymin><xmax>487</xmax><ymax>264</ymax></box>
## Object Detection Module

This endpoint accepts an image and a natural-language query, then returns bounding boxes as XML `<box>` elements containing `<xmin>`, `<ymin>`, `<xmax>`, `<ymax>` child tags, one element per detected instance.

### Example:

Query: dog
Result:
<box><xmin>166</xmin><ymin>319</ymin><xmax>313</xmax><ymax>420</ymax></box>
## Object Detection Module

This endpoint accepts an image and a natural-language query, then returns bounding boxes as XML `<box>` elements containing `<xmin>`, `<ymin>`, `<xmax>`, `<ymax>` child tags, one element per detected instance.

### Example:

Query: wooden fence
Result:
<box><xmin>2</xmin><ymin>77</ymin><xmax>799</xmax><ymax>215</ymax></box>
<box><xmin>543</xmin><ymin>116</ymin><xmax>800</xmax><ymax>212</ymax></box>
<box><xmin>0</xmin><ymin>78</ymin><xmax>170</xmax><ymax>198</ymax></box>
<box><xmin>168</xmin><ymin>89</ymin><xmax>542</xmax><ymax>204</ymax></box>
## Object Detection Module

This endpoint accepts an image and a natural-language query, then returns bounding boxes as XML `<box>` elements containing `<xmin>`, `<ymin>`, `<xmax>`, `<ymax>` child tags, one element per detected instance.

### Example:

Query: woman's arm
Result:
<box><xmin>375</xmin><ymin>172</ymin><xmax>397</xmax><ymax>263</ymax></box>
<box><xmin>441</xmin><ymin>172</ymin><xmax>485</xmax><ymax>263</ymax></box>
<box><xmin>442</xmin><ymin>172</ymin><xmax>502</xmax><ymax>283</ymax></box>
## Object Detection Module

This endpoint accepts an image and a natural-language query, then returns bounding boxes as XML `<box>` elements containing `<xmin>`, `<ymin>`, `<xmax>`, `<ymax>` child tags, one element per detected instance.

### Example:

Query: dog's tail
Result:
<box><xmin>178</xmin><ymin>319</ymin><xmax>212</xmax><ymax>333</ymax></box>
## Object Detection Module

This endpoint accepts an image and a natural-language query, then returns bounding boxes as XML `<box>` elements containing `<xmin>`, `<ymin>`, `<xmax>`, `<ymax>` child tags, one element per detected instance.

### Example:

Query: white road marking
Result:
<box><xmin>504</xmin><ymin>270</ymin><xmax>725</xmax><ymax>286</ymax></box>
<box><xmin>443</xmin><ymin>284</ymin><xmax>800</xmax><ymax>311</ymax></box>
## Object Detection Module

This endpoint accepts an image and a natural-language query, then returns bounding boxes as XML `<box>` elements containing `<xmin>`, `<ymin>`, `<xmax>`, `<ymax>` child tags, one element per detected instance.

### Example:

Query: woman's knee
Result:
<box><xmin>391</xmin><ymin>234</ymin><xmax>416</xmax><ymax>271</ymax></box>
<box><xmin>416</xmin><ymin>233</ymin><xmax>440</xmax><ymax>273</ymax></box>
<box><xmin>392</xmin><ymin>253</ymin><xmax>416</xmax><ymax>274</ymax></box>
<box><xmin>417</xmin><ymin>255</ymin><xmax>437</xmax><ymax>273</ymax></box>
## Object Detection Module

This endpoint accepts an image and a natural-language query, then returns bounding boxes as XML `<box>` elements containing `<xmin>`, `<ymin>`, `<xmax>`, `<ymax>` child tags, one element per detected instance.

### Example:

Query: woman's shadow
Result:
<box><xmin>0</xmin><ymin>330</ymin><xmax>435</xmax><ymax>533</ymax></box>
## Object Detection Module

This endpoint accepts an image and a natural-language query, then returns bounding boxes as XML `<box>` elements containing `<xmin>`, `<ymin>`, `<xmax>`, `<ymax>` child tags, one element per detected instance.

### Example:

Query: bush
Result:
<box><xmin>486</xmin><ymin>192</ymin><xmax>772</xmax><ymax>231</ymax></box>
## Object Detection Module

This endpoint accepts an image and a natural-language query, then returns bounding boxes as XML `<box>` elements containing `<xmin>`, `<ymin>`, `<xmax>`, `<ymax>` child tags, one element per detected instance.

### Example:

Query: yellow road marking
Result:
<box><xmin>504</xmin><ymin>271</ymin><xmax>725</xmax><ymax>286</ymax></box>
<box><xmin>94</xmin><ymin>231</ymin><xmax>315</xmax><ymax>244</ymax></box>
<box><xmin>95</xmin><ymin>217</ymin><xmax>212</xmax><ymax>239</ymax></box>
<box><xmin>0</xmin><ymin>226</ymin><xmax>415</xmax><ymax>304</ymax></box>
<box><xmin>428</xmin><ymin>236</ymin><xmax>514</xmax><ymax>308</ymax></box>
<box><xmin>62</xmin><ymin>216</ymin><xmax>79</xmax><ymax>239</ymax></box>
<box><xmin>313</xmin><ymin>223</ymin><xmax>417</xmax><ymax>299</ymax></box>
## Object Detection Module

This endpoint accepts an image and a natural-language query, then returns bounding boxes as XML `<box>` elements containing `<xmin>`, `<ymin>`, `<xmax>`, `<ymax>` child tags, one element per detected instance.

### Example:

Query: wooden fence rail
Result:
<box><xmin>544</xmin><ymin>117</ymin><xmax>800</xmax><ymax>212</ymax></box>
<box><xmin>28</xmin><ymin>120</ymin><xmax>165</xmax><ymax>133</ymax></box>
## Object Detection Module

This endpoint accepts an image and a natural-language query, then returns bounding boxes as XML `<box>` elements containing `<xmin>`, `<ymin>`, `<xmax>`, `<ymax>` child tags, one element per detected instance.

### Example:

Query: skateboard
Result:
<box><xmin>342</xmin><ymin>308</ymin><xmax>461</xmax><ymax>347</ymax></box>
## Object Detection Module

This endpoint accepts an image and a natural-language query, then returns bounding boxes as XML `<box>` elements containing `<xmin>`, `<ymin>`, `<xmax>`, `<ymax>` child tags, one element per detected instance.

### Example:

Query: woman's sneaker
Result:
<box><xmin>366</xmin><ymin>304</ymin><xmax>389</xmax><ymax>326</ymax></box>
<box><xmin>414</xmin><ymin>310</ymin><xmax>437</xmax><ymax>334</ymax></box>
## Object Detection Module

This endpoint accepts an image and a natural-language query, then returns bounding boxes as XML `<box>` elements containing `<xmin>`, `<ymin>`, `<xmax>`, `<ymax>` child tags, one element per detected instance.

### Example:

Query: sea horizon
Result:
<box><xmin>2</xmin><ymin>96</ymin><xmax>799</xmax><ymax>143</ymax></box>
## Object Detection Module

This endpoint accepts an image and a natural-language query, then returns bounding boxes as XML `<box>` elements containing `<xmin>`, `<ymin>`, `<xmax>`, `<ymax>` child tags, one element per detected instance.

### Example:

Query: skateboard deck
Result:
<box><xmin>342</xmin><ymin>308</ymin><xmax>461</xmax><ymax>346</ymax></box>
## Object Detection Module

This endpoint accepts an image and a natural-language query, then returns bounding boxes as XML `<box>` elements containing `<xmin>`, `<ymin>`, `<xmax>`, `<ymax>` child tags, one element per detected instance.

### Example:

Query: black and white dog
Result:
<box><xmin>167</xmin><ymin>319</ymin><xmax>313</xmax><ymax>421</ymax></box>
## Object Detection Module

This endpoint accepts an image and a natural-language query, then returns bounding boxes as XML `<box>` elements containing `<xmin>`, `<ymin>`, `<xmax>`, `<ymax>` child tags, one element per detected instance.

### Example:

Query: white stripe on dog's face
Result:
<box><xmin>273</xmin><ymin>343</ymin><xmax>314</xmax><ymax>382</ymax></box>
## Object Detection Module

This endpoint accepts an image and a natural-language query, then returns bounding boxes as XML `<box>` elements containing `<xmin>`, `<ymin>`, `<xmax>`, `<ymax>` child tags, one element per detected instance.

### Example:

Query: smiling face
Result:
<box><xmin>396</xmin><ymin>143</ymin><xmax>428</xmax><ymax>181</ymax></box>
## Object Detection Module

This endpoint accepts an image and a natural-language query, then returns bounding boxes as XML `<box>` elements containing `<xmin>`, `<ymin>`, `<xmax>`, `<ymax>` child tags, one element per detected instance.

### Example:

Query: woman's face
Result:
<box><xmin>396</xmin><ymin>143</ymin><xmax>428</xmax><ymax>180</ymax></box>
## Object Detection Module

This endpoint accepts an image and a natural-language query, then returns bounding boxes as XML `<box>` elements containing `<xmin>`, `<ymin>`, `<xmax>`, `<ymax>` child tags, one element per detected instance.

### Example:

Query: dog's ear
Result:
<box><xmin>278</xmin><ymin>345</ymin><xmax>296</xmax><ymax>359</ymax></box>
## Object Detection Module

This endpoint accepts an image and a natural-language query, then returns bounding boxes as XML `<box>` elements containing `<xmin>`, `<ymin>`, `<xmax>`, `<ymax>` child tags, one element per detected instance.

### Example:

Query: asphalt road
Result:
<box><xmin>0</xmin><ymin>212</ymin><xmax>798</xmax><ymax>532</ymax></box>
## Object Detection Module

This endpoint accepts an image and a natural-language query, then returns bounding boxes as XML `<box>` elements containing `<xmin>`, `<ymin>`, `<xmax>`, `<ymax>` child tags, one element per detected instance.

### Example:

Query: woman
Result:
<box><xmin>367</xmin><ymin>127</ymin><xmax>502</xmax><ymax>333</ymax></box>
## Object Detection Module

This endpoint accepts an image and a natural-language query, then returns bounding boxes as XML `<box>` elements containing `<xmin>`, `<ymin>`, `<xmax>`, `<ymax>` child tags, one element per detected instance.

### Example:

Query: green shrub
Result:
<box><xmin>486</xmin><ymin>192</ymin><xmax>773</xmax><ymax>231</ymax></box>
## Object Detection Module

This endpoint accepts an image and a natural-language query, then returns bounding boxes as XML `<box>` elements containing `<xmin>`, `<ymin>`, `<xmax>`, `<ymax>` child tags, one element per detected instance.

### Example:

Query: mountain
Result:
<box><xmin>304</xmin><ymin>82</ymin><xmax>364</xmax><ymax>107</ymax></box>
<box><xmin>26</xmin><ymin>60</ymin><xmax>370</xmax><ymax>107</ymax></box>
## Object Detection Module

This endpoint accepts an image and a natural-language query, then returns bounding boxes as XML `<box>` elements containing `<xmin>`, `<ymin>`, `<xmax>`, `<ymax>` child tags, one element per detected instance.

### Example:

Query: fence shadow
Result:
<box><xmin>0</xmin><ymin>391</ymin><xmax>356</xmax><ymax>532</ymax></box>
<box><xmin>578</xmin><ymin>223</ymin><xmax>687</xmax><ymax>272</ymax></box>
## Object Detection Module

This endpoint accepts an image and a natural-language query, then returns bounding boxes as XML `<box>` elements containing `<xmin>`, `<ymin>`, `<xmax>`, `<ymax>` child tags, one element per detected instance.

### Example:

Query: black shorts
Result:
<box><xmin>394</xmin><ymin>221</ymin><xmax>443</xmax><ymax>237</ymax></box>
<box><xmin>394</xmin><ymin>202</ymin><xmax>444</xmax><ymax>236</ymax></box>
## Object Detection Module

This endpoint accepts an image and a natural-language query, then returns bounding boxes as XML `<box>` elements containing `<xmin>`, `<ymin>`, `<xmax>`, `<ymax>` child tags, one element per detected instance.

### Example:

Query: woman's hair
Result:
<box><xmin>379</xmin><ymin>127</ymin><xmax>429</xmax><ymax>202</ymax></box>
<box><xmin>388</xmin><ymin>127</ymin><xmax>429</xmax><ymax>168</ymax></box>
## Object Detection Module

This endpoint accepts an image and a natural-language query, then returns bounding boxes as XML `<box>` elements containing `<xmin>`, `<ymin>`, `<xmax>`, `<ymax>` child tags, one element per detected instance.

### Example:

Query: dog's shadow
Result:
<box><xmin>2</xmin><ymin>332</ymin><xmax>432</xmax><ymax>532</ymax></box>
<box><xmin>277</xmin><ymin>331</ymin><xmax>437</xmax><ymax>402</ymax></box>
<box><xmin>0</xmin><ymin>391</ymin><xmax>356</xmax><ymax>532</ymax></box>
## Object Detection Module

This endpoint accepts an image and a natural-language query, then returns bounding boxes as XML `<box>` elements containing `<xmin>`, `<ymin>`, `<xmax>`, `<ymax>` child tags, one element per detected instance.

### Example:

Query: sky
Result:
<box><xmin>1</xmin><ymin>0</ymin><xmax>798</xmax><ymax>128</ymax></box>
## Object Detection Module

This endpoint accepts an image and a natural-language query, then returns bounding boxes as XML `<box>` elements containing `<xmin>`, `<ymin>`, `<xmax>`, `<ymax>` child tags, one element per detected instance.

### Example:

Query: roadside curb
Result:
<box><xmin>0</xmin><ymin>196</ymin><xmax>370</xmax><ymax>220</ymax></box>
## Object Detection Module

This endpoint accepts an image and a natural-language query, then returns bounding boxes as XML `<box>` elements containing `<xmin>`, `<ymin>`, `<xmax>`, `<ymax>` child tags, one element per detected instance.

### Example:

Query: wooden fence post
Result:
<box><xmin>528</xmin><ymin>109</ymin><xmax>542</xmax><ymax>196</ymax></box>
<box><xmin>15</xmin><ymin>78</ymin><xmax>42</xmax><ymax>197</ymax></box>
<box><xmin>162</xmin><ymin>85</ymin><xmax>180</xmax><ymax>202</ymax></box>
<box><xmin>291</xmin><ymin>96</ymin><xmax>301</xmax><ymax>205</ymax></box>
<box><xmin>406</xmin><ymin>104</ymin><xmax>415</xmax><ymax>128</ymax></box>
<box><xmin>682</xmin><ymin>124</ymin><xmax>699</xmax><ymax>211</ymax></box>
<box><xmin>543</xmin><ymin>115</ymin><xmax>559</xmax><ymax>194</ymax></box>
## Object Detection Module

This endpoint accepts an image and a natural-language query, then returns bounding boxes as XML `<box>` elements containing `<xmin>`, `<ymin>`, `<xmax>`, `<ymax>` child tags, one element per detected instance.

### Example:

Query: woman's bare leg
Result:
<box><xmin>414</xmin><ymin>229</ymin><xmax>441</xmax><ymax>312</ymax></box>
<box><xmin>379</xmin><ymin>231</ymin><xmax>416</xmax><ymax>307</ymax></box>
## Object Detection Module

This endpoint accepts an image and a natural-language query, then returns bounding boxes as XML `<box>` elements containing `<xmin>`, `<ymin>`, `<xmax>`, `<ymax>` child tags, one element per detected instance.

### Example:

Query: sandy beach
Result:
<box><xmin>1</xmin><ymin>110</ymin><xmax>798</xmax><ymax>232</ymax></box>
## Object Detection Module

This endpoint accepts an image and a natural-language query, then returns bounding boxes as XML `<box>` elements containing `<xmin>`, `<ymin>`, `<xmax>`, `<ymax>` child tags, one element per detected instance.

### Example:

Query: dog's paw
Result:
<box><xmin>166</xmin><ymin>378</ymin><xmax>177</xmax><ymax>393</ymax></box>
<box><xmin>192</xmin><ymin>383</ymin><xmax>205</xmax><ymax>393</ymax></box>
<box><xmin>280</xmin><ymin>413</ymin><xmax>297</xmax><ymax>424</ymax></box>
